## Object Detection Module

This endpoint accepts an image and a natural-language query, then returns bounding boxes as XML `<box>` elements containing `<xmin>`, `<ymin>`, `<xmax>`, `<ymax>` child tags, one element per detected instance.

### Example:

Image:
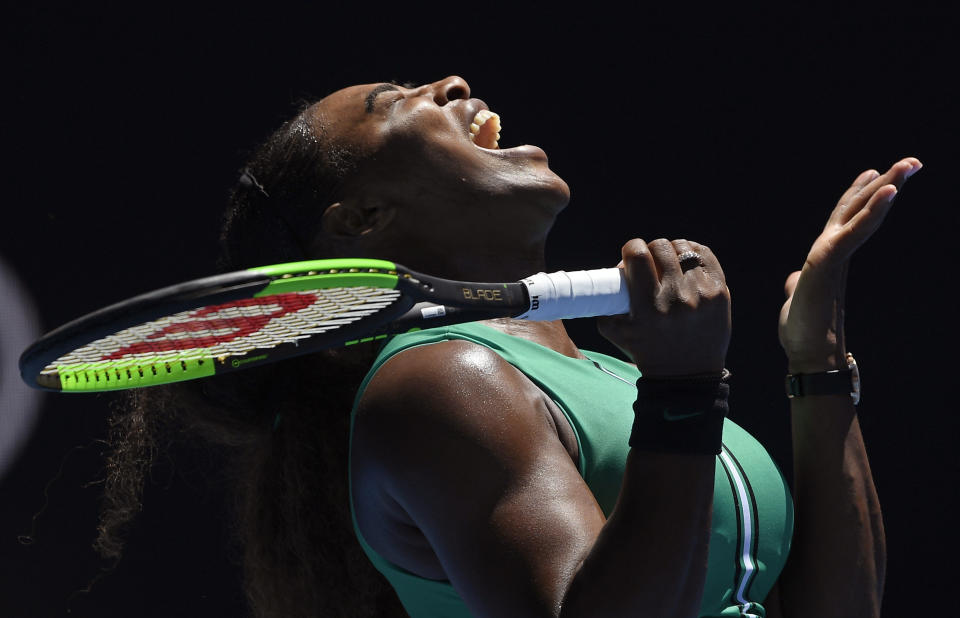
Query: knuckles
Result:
<box><xmin>659</xmin><ymin>287</ymin><xmax>729</xmax><ymax>314</ymax></box>
<box><xmin>620</xmin><ymin>238</ymin><xmax>651</xmax><ymax>261</ymax></box>
<box><xmin>618</xmin><ymin>237</ymin><xmax>729</xmax><ymax>313</ymax></box>
<box><xmin>620</xmin><ymin>238</ymin><xmax>719</xmax><ymax>262</ymax></box>
<box><xmin>601</xmin><ymin>236</ymin><xmax>731</xmax><ymax>368</ymax></box>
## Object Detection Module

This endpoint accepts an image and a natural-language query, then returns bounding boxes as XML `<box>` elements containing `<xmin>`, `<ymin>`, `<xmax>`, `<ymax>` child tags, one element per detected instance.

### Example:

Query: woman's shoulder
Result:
<box><xmin>349</xmin><ymin>337</ymin><xmax>604</xmax><ymax>591</ymax></box>
<box><xmin>351</xmin><ymin>324</ymin><xmax>583</xmax><ymax>490</ymax></box>
<box><xmin>355</xmin><ymin>337</ymin><xmax>540</xmax><ymax>428</ymax></box>
<box><xmin>350</xmin><ymin>336</ymin><xmax>575</xmax><ymax>533</ymax></box>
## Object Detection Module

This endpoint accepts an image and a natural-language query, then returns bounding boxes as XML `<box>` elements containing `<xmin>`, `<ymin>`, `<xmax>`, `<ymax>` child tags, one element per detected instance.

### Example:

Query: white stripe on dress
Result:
<box><xmin>719</xmin><ymin>447</ymin><xmax>757</xmax><ymax>605</ymax></box>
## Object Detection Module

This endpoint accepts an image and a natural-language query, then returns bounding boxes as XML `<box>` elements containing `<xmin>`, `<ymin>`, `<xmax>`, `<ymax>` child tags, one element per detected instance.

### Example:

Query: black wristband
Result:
<box><xmin>630</xmin><ymin>369</ymin><xmax>730</xmax><ymax>455</ymax></box>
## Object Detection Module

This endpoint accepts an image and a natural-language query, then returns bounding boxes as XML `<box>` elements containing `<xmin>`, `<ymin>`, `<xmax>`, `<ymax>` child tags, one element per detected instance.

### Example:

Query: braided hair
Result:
<box><xmin>95</xmin><ymin>103</ymin><xmax>406</xmax><ymax>617</ymax></box>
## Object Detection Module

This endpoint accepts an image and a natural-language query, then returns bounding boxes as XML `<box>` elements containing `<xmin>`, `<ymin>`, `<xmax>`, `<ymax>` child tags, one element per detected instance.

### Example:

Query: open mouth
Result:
<box><xmin>470</xmin><ymin>109</ymin><xmax>501</xmax><ymax>150</ymax></box>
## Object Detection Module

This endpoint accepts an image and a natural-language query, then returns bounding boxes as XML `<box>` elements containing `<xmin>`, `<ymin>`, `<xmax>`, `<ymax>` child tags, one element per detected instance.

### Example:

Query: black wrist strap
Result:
<box><xmin>630</xmin><ymin>369</ymin><xmax>730</xmax><ymax>455</ymax></box>
<box><xmin>785</xmin><ymin>369</ymin><xmax>853</xmax><ymax>397</ymax></box>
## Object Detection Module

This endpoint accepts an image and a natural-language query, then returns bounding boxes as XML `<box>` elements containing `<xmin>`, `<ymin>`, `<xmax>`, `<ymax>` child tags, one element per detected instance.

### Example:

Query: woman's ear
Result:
<box><xmin>321</xmin><ymin>198</ymin><xmax>396</xmax><ymax>238</ymax></box>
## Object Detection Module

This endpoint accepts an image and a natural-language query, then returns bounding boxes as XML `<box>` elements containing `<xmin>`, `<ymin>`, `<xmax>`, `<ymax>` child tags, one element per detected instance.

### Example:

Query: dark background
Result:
<box><xmin>2</xmin><ymin>3</ymin><xmax>957</xmax><ymax>617</ymax></box>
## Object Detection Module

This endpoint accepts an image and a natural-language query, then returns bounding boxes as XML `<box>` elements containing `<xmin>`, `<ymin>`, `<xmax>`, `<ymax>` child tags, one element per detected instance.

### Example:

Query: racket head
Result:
<box><xmin>19</xmin><ymin>258</ymin><xmax>410</xmax><ymax>393</ymax></box>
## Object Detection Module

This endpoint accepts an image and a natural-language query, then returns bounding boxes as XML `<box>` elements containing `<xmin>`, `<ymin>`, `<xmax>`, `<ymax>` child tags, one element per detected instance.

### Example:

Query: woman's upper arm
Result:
<box><xmin>353</xmin><ymin>340</ymin><xmax>606</xmax><ymax>617</ymax></box>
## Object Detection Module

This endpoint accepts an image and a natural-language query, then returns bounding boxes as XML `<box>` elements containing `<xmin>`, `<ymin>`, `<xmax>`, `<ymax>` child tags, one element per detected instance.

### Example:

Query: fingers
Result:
<box><xmin>618</xmin><ymin>238</ymin><xmax>693</xmax><ymax>315</ymax></box>
<box><xmin>670</xmin><ymin>238</ymin><xmax>699</xmax><ymax>272</ymax></box>
<box><xmin>605</xmin><ymin>237</ymin><xmax>731</xmax><ymax>373</ymax></box>
<box><xmin>619</xmin><ymin>239</ymin><xmax>725</xmax><ymax>314</ymax></box>
<box><xmin>619</xmin><ymin>239</ymin><xmax>660</xmax><ymax>314</ymax></box>
<box><xmin>862</xmin><ymin>157</ymin><xmax>921</xmax><ymax>192</ymax></box>
<box><xmin>823</xmin><ymin>157</ymin><xmax>919</xmax><ymax>261</ymax></box>
<box><xmin>669</xmin><ymin>239</ymin><xmax>721</xmax><ymax>297</ymax></box>
<box><xmin>830</xmin><ymin>183</ymin><xmax>899</xmax><ymax>258</ymax></box>
<box><xmin>686</xmin><ymin>241</ymin><xmax>726</xmax><ymax>285</ymax></box>
<box><xmin>834</xmin><ymin>157</ymin><xmax>922</xmax><ymax>226</ymax></box>
<box><xmin>648</xmin><ymin>238</ymin><xmax>683</xmax><ymax>282</ymax></box>
<box><xmin>853</xmin><ymin>168</ymin><xmax>880</xmax><ymax>188</ymax></box>
<box><xmin>884</xmin><ymin>157</ymin><xmax>922</xmax><ymax>191</ymax></box>
<box><xmin>619</xmin><ymin>239</ymin><xmax>724</xmax><ymax>282</ymax></box>
<box><xmin>834</xmin><ymin>168</ymin><xmax>880</xmax><ymax>214</ymax></box>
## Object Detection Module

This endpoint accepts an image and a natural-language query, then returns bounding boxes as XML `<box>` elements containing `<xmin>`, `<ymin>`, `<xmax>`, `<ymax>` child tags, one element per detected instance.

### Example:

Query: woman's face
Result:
<box><xmin>306</xmin><ymin>76</ymin><xmax>570</xmax><ymax>240</ymax></box>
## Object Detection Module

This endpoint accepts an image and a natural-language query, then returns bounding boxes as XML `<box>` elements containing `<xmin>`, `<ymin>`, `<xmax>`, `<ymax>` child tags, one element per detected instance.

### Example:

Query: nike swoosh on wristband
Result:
<box><xmin>662</xmin><ymin>409</ymin><xmax>704</xmax><ymax>421</ymax></box>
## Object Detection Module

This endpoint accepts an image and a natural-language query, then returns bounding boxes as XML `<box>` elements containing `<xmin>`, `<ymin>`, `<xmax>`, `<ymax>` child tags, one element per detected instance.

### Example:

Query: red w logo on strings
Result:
<box><xmin>101</xmin><ymin>293</ymin><xmax>317</xmax><ymax>360</ymax></box>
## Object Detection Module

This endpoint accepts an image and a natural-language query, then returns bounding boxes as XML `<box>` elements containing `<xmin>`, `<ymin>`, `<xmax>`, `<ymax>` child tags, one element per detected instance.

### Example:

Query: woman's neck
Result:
<box><xmin>481</xmin><ymin>318</ymin><xmax>585</xmax><ymax>360</ymax></box>
<box><xmin>368</xmin><ymin>237</ymin><xmax>550</xmax><ymax>284</ymax></box>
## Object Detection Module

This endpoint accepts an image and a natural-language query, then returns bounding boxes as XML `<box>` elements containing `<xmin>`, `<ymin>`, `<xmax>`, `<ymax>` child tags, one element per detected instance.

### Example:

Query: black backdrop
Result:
<box><xmin>2</xmin><ymin>4</ymin><xmax>958</xmax><ymax>617</ymax></box>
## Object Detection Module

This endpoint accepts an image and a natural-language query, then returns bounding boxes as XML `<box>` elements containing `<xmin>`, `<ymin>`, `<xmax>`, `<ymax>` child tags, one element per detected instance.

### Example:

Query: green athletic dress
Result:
<box><xmin>349</xmin><ymin>323</ymin><xmax>793</xmax><ymax>618</ymax></box>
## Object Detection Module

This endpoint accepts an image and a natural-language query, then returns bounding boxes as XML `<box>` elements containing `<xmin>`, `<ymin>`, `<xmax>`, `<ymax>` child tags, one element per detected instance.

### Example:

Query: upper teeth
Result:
<box><xmin>470</xmin><ymin>110</ymin><xmax>501</xmax><ymax>149</ymax></box>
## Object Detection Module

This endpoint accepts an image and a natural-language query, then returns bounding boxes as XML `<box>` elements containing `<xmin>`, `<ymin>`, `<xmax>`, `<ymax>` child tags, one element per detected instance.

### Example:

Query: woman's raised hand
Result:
<box><xmin>598</xmin><ymin>238</ymin><xmax>731</xmax><ymax>377</ymax></box>
<box><xmin>779</xmin><ymin>157</ymin><xmax>921</xmax><ymax>372</ymax></box>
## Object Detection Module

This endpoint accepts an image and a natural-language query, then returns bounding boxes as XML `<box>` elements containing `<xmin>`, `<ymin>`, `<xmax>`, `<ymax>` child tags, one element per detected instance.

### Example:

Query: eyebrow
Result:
<box><xmin>365</xmin><ymin>83</ymin><xmax>400</xmax><ymax>113</ymax></box>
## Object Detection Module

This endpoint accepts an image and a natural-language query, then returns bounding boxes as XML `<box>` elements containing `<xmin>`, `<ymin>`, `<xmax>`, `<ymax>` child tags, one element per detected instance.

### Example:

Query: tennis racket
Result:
<box><xmin>20</xmin><ymin>258</ymin><xmax>630</xmax><ymax>393</ymax></box>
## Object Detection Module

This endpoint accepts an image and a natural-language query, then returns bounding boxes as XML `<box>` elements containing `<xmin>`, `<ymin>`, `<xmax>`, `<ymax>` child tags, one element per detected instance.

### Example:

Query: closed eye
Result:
<box><xmin>364</xmin><ymin>83</ymin><xmax>400</xmax><ymax>113</ymax></box>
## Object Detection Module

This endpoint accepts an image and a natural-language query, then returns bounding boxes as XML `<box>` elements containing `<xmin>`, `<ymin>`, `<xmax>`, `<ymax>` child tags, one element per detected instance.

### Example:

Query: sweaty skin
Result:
<box><xmin>311</xmin><ymin>76</ymin><xmax>569</xmax><ymax>283</ymax></box>
<box><xmin>308</xmin><ymin>75</ymin><xmax>912</xmax><ymax>616</ymax></box>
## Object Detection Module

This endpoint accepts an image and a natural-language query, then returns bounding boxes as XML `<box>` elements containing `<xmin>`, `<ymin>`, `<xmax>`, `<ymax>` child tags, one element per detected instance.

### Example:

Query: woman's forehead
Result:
<box><xmin>304</xmin><ymin>83</ymin><xmax>398</xmax><ymax>150</ymax></box>
<box><xmin>305</xmin><ymin>83</ymin><xmax>392</xmax><ymax>151</ymax></box>
<box><xmin>306</xmin><ymin>85</ymin><xmax>373</xmax><ymax>130</ymax></box>
<box><xmin>312</xmin><ymin>84</ymin><xmax>381</xmax><ymax>118</ymax></box>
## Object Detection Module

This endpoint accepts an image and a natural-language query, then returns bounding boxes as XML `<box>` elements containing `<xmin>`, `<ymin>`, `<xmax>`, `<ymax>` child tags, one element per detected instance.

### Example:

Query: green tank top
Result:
<box><xmin>349</xmin><ymin>323</ymin><xmax>793</xmax><ymax>617</ymax></box>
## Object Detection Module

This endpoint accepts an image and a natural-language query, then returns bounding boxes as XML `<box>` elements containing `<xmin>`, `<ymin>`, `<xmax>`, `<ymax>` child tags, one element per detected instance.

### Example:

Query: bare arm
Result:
<box><xmin>772</xmin><ymin>157</ymin><xmax>921</xmax><ymax>616</ymax></box>
<box><xmin>778</xmin><ymin>395</ymin><xmax>885</xmax><ymax>616</ymax></box>
<box><xmin>355</xmin><ymin>344</ymin><xmax>717</xmax><ymax>617</ymax></box>
<box><xmin>353</xmin><ymin>238</ymin><xmax>731</xmax><ymax>617</ymax></box>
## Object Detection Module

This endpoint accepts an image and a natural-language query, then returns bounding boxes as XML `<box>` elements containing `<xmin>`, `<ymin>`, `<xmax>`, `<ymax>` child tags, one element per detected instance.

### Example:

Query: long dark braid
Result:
<box><xmin>95</xmin><ymin>104</ymin><xmax>406</xmax><ymax>617</ymax></box>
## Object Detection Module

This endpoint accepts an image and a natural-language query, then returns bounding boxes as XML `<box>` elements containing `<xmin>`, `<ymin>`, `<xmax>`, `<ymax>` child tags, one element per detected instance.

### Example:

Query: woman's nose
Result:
<box><xmin>422</xmin><ymin>76</ymin><xmax>470</xmax><ymax>105</ymax></box>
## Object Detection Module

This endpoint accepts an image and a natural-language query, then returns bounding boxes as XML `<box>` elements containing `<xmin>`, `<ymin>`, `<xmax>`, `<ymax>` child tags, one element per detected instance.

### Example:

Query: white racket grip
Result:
<box><xmin>516</xmin><ymin>268</ymin><xmax>630</xmax><ymax>320</ymax></box>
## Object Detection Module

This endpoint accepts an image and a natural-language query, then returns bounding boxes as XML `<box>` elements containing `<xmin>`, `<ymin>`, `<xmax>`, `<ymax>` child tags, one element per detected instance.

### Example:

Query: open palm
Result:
<box><xmin>779</xmin><ymin>158</ymin><xmax>921</xmax><ymax>373</ymax></box>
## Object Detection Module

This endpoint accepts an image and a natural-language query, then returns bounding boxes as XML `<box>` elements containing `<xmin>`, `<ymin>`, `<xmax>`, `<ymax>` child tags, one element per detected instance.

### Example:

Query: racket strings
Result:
<box><xmin>42</xmin><ymin>287</ymin><xmax>402</xmax><ymax>375</ymax></box>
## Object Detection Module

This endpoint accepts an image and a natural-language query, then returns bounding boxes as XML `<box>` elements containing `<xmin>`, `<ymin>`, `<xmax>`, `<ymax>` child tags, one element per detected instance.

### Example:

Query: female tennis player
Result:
<box><xmin>96</xmin><ymin>75</ymin><xmax>919</xmax><ymax>617</ymax></box>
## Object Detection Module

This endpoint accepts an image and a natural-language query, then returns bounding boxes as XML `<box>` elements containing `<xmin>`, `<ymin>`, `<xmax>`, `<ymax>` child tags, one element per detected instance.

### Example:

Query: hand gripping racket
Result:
<box><xmin>20</xmin><ymin>258</ymin><xmax>630</xmax><ymax>393</ymax></box>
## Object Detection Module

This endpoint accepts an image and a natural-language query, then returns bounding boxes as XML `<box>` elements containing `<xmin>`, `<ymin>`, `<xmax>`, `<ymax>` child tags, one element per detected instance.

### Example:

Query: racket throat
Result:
<box><xmin>385</xmin><ymin>303</ymin><xmax>516</xmax><ymax>336</ymax></box>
